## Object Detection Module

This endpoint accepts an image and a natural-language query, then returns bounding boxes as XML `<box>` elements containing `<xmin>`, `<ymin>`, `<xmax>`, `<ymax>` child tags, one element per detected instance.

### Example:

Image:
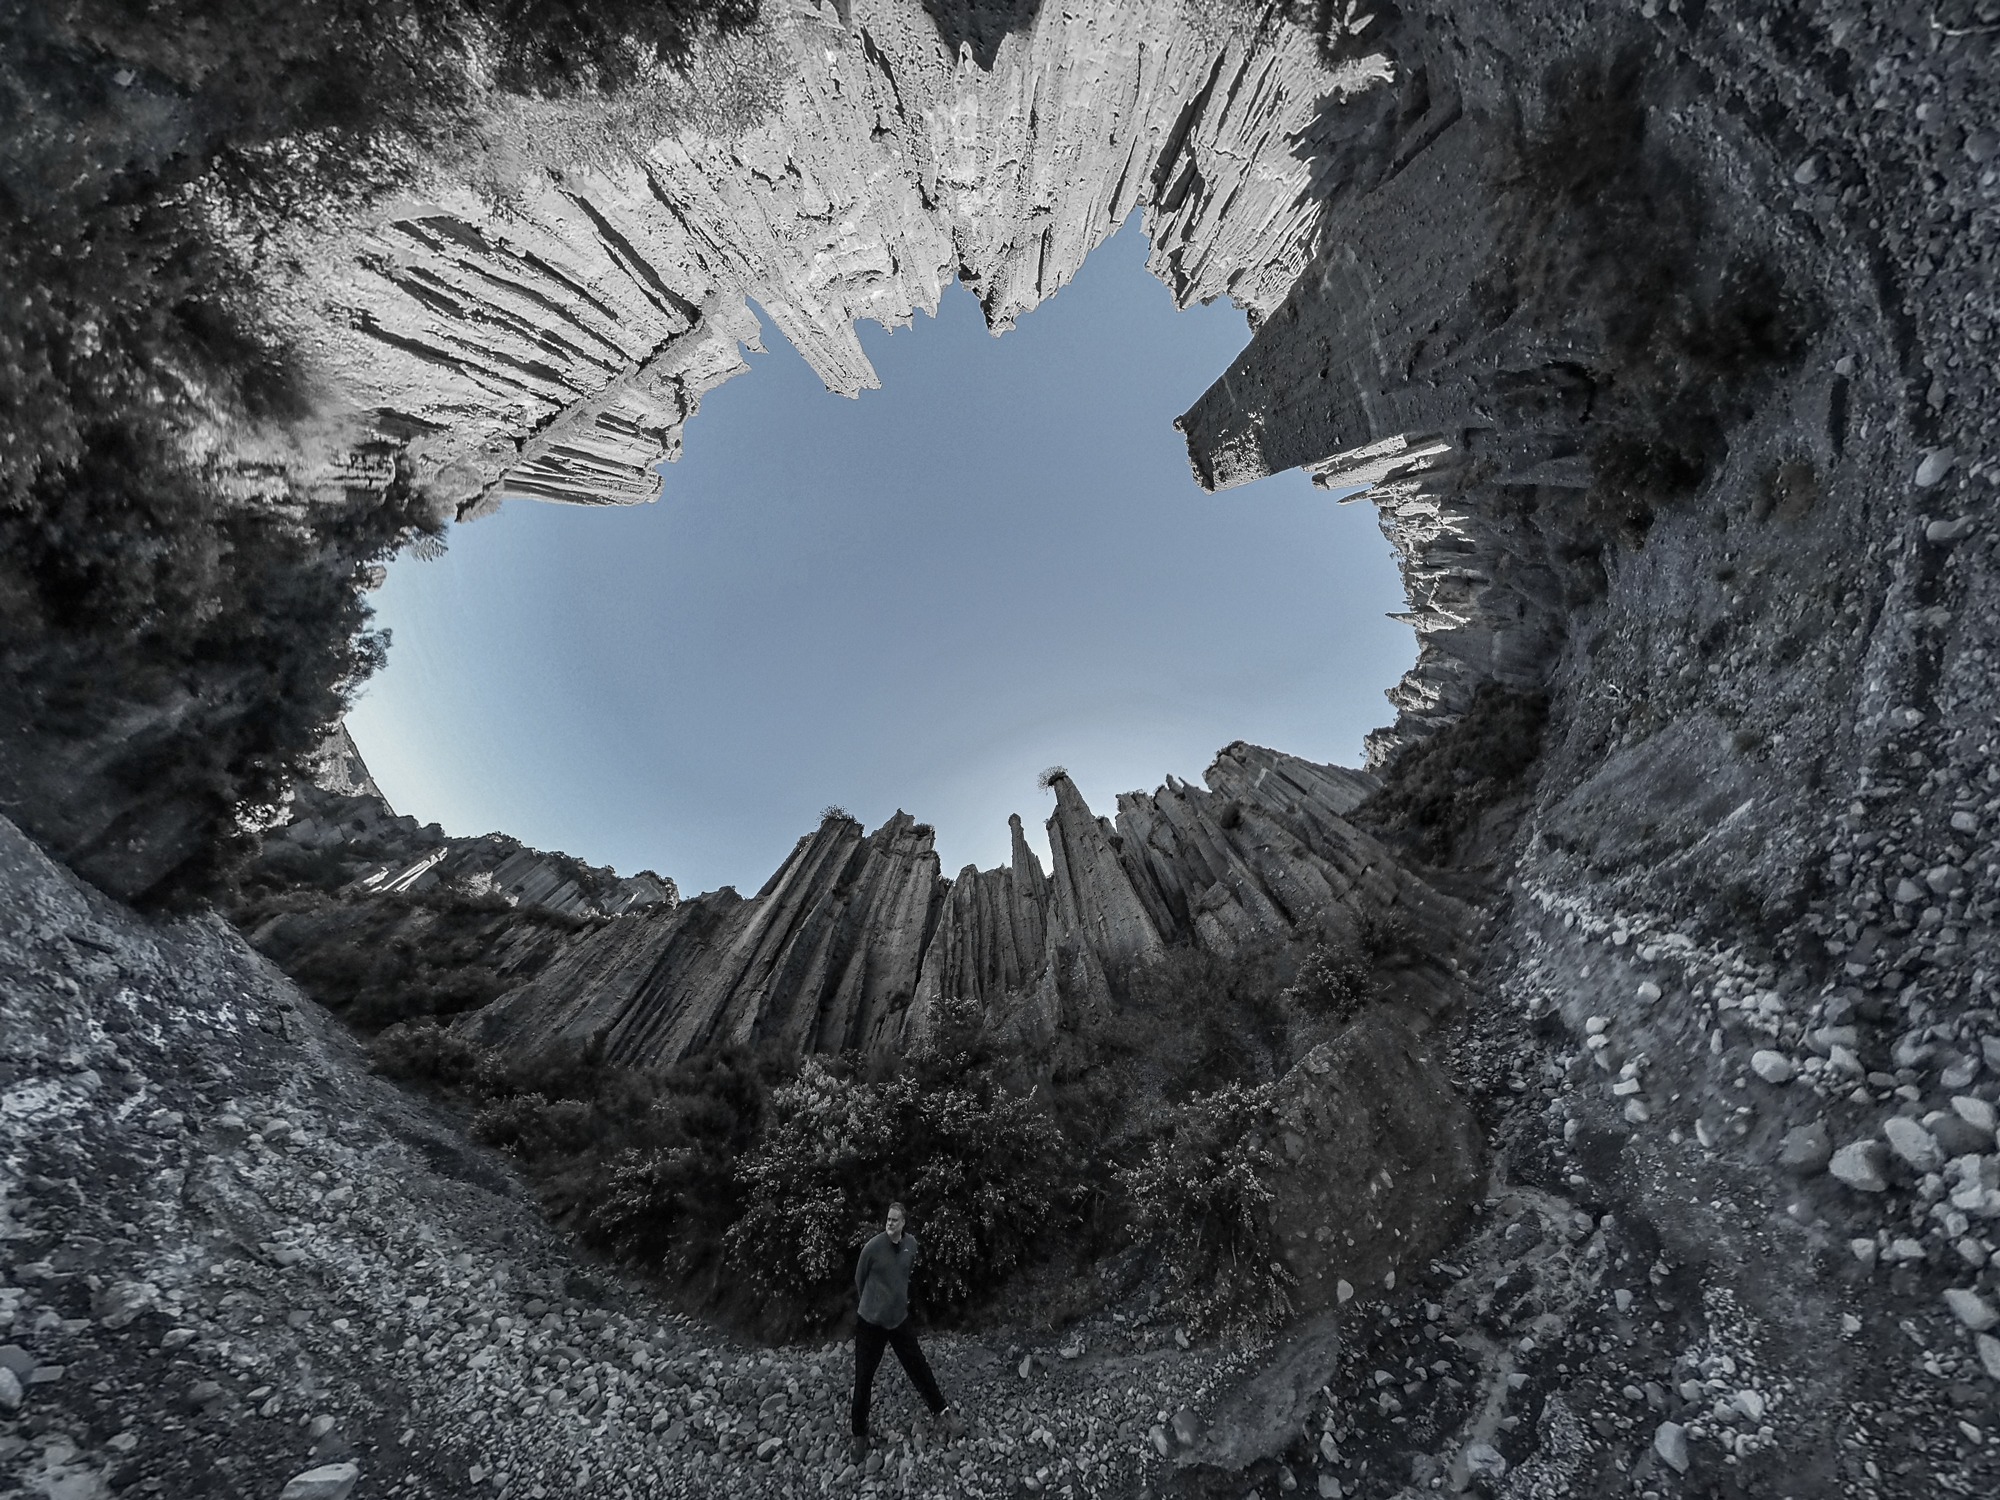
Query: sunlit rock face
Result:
<box><xmin>298</xmin><ymin>0</ymin><xmax>1378</xmax><ymax>513</ymax></box>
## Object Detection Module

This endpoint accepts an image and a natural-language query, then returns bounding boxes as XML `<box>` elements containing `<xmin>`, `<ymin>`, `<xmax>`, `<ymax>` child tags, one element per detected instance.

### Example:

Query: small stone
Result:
<box><xmin>186</xmin><ymin>1380</ymin><xmax>223</xmax><ymax>1406</ymax></box>
<box><xmin>1842</xmin><ymin>1314</ymin><xmax>1862</xmax><ymax>1335</ymax></box>
<box><xmin>1336</xmin><ymin>1279</ymin><xmax>1354</xmax><ymax>1305</ymax></box>
<box><xmin>308</xmin><ymin>1414</ymin><xmax>335</xmax><ymax>1439</ymax></box>
<box><xmin>1945</xmin><ymin>1289</ymin><xmax>2000</xmax><ymax>1334</ymax></box>
<box><xmin>1750</xmin><ymin>1051</ymin><xmax>1794</xmax><ymax>1084</ymax></box>
<box><xmin>1951</xmin><ymin>810</ymin><xmax>1981</xmax><ymax>835</ymax></box>
<box><xmin>1915</xmin><ymin>449</ymin><xmax>1956</xmax><ymax>488</ymax></box>
<box><xmin>1885</xmin><ymin>1238</ymin><xmax>1927</xmax><ymax>1264</ymax></box>
<box><xmin>1978</xmin><ymin>1334</ymin><xmax>2000</xmax><ymax>1383</ymax></box>
<box><xmin>93</xmin><ymin>1280</ymin><xmax>157</xmax><ymax>1331</ymax></box>
<box><xmin>1952</xmin><ymin>1097</ymin><xmax>1997</xmax><ymax>1138</ymax></box>
<box><xmin>1172</xmin><ymin>1408</ymin><xmax>1200</xmax><ymax>1446</ymax></box>
<box><xmin>1940</xmin><ymin>1056</ymin><xmax>1980</xmax><ymax>1091</ymax></box>
<box><xmin>160</xmin><ymin>1328</ymin><xmax>197</xmax><ymax>1350</ymax></box>
<box><xmin>1733</xmin><ymin>1390</ymin><xmax>1765</xmax><ymax>1422</ymax></box>
<box><xmin>1969</xmin><ymin>130</ymin><xmax>2000</xmax><ymax>165</ymax></box>
<box><xmin>1926</xmin><ymin>516</ymin><xmax>1975</xmax><ymax>544</ymax></box>
<box><xmin>0</xmin><ymin>1367</ymin><xmax>19</xmax><ymax>1413</ymax></box>
<box><xmin>279</xmin><ymin>1463</ymin><xmax>359</xmax><ymax>1500</ymax></box>
<box><xmin>1793</xmin><ymin>155</ymin><xmax>1822</xmax><ymax>185</ymax></box>
<box><xmin>1654</xmin><ymin>1421</ymin><xmax>1690</xmax><ymax>1473</ymax></box>
<box><xmin>1884</xmin><ymin>1116</ymin><xmax>1943</xmax><ymax>1171</ymax></box>
<box><xmin>1931</xmin><ymin>1113</ymin><xmax>1989</xmax><ymax>1158</ymax></box>
<box><xmin>1778</xmin><ymin>1122</ymin><xmax>1832</xmax><ymax>1175</ymax></box>
<box><xmin>1636</xmin><ymin>981</ymin><xmax>1662</xmax><ymax>1004</ymax></box>
<box><xmin>1829</xmin><ymin>1141</ymin><xmax>1889</xmax><ymax>1192</ymax></box>
<box><xmin>1464</xmin><ymin>1441</ymin><xmax>1506</xmax><ymax>1480</ymax></box>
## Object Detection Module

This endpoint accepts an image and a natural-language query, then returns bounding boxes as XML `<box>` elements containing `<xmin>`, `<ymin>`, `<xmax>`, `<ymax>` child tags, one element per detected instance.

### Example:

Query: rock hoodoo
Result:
<box><xmin>462</xmin><ymin>745</ymin><xmax>1470</xmax><ymax>1069</ymax></box>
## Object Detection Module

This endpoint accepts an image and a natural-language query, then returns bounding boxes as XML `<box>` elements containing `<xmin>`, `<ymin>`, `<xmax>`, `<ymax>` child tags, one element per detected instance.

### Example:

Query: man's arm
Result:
<box><xmin>855</xmin><ymin>1237</ymin><xmax>875</xmax><ymax>1299</ymax></box>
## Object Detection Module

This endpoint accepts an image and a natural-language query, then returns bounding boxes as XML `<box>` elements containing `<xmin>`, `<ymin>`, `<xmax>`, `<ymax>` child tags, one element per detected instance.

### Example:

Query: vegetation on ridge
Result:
<box><xmin>371</xmin><ymin>928</ymin><xmax>1409</xmax><ymax>1339</ymax></box>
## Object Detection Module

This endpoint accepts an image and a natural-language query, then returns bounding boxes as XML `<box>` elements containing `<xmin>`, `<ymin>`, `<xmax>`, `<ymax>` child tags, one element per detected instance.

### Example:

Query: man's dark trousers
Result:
<box><xmin>851</xmin><ymin>1315</ymin><xmax>945</xmax><ymax>1435</ymax></box>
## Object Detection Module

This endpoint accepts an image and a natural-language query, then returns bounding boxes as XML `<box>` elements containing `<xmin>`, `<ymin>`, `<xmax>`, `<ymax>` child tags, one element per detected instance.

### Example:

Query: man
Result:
<box><xmin>850</xmin><ymin>1200</ymin><xmax>962</xmax><ymax>1457</ymax></box>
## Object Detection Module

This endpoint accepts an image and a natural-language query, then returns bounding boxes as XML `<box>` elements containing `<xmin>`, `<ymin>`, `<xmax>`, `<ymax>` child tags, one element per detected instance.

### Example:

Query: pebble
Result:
<box><xmin>1654</xmin><ymin>1421</ymin><xmax>1690</xmax><ymax>1473</ymax></box>
<box><xmin>0</xmin><ymin>1367</ymin><xmax>19</xmax><ymax>1413</ymax></box>
<box><xmin>278</xmin><ymin>1463</ymin><xmax>360</xmax><ymax>1500</ymax></box>
<box><xmin>1778</xmin><ymin>1122</ymin><xmax>1832</xmax><ymax>1174</ymax></box>
<box><xmin>1750</xmin><ymin>1051</ymin><xmax>1794</xmax><ymax>1084</ymax></box>
<box><xmin>1926</xmin><ymin>516</ymin><xmax>1976</xmax><ymax>543</ymax></box>
<box><xmin>1979</xmin><ymin>1335</ymin><xmax>2000</xmax><ymax>1383</ymax></box>
<box><xmin>1916</xmin><ymin>449</ymin><xmax>1955</xmax><ymax>487</ymax></box>
<box><xmin>1944</xmin><ymin>1289</ymin><xmax>1999</xmax><ymax>1334</ymax></box>
<box><xmin>1884</xmin><ymin>1116</ymin><xmax>1943</xmax><ymax>1171</ymax></box>
<box><xmin>1464</xmin><ymin>1441</ymin><xmax>1506</xmax><ymax>1480</ymax></box>
<box><xmin>1636</xmin><ymin>981</ymin><xmax>1662</xmax><ymax>1004</ymax></box>
<box><xmin>1829</xmin><ymin>1141</ymin><xmax>1890</xmax><ymax>1192</ymax></box>
<box><xmin>1952</xmin><ymin>1097</ymin><xmax>1997</xmax><ymax>1138</ymax></box>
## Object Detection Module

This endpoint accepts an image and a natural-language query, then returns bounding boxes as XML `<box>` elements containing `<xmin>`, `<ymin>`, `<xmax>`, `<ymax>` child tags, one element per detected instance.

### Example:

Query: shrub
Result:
<box><xmin>370</xmin><ymin>1018</ymin><xmax>485</xmax><ymax>1086</ymax></box>
<box><xmin>1360</xmin><ymin>685</ymin><xmax>1550</xmax><ymax>862</ymax></box>
<box><xmin>1485</xmin><ymin>50</ymin><xmax>1818</xmax><ymax>547</ymax></box>
<box><xmin>1116</xmin><ymin>940</ymin><xmax>1293</xmax><ymax>1097</ymax></box>
<box><xmin>1280</xmin><ymin>939</ymin><xmax>1368</xmax><ymax>1021</ymax></box>
<box><xmin>725</xmin><ymin>1039</ymin><xmax>1081</xmax><ymax>1328</ymax></box>
<box><xmin>1120</xmin><ymin>1082</ymin><xmax>1297</xmax><ymax>1334</ymax></box>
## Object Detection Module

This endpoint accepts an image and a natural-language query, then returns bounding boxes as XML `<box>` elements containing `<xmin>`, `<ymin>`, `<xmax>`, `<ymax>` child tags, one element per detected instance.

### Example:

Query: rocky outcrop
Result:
<box><xmin>466</xmin><ymin>742</ymin><xmax>1473</xmax><ymax>1071</ymax></box>
<box><xmin>229</xmin><ymin>737</ymin><xmax>674</xmax><ymax>1031</ymax></box>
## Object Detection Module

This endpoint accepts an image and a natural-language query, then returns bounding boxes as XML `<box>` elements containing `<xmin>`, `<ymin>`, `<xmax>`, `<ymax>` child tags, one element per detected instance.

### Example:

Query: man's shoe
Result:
<box><xmin>938</xmin><ymin>1408</ymin><xmax>965</xmax><ymax>1442</ymax></box>
<box><xmin>848</xmin><ymin>1433</ymin><xmax>870</xmax><ymax>1462</ymax></box>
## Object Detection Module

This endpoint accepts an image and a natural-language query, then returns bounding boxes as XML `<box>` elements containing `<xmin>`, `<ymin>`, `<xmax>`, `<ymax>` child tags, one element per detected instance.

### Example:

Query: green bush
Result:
<box><xmin>1120</xmin><ymin>1082</ymin><xmax>1297</xmax><ymax>1334</ymax></box>
<box><xmin>1114</xmin><ymin>940</ymin><xmax>1294</xmax><ymax>1097</ymax></box>
<box><xmin>1280</xmin><ymin>938</ymin><xmax>1368</xmax><ymax>1021</ymax></box>
<box><xmin>1485</xmin><ymin>50</ymin><xmax>1818</xmax><ymax>547</ymax></box>
<box><xmin>1360</xmin><ymin>685</ymin><xmax>1550</xmax><ymax>862</ymax></box>
<box><xmin>725</xmin><ymin>1034</ymin><xmax>1081</xmax><ymax>1328</ymax></box>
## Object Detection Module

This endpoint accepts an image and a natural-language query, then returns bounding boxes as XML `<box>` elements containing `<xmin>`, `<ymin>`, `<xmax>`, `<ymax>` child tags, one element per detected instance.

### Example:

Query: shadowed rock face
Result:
<box><xmin>462</xmin><ymin>743</ymin><xmax>1472</xmax><ymax>1069</ymax></box>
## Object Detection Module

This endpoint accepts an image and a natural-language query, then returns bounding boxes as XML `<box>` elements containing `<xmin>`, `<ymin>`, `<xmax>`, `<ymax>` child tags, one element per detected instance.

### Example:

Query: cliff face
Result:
<box><xmin>465</xmin><ymin>742</ymin><xmax>1471</xmax><ymax>1069</ymax></box>
<box><xmin>229</xmin><ymin>742</ymin><xmax>674</xmax><ymax>1032</ymax></box>
<box><xmin>281</xmin><ymin>0</ymin><xmax>1371</xmax><ymax>516</ymax></box>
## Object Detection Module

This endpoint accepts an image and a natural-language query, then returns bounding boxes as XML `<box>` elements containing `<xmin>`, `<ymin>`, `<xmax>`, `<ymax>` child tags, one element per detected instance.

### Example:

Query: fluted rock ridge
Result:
<box><xmin>467</xmin><ymin>741</ymin><xmax>1472</xmax><ymax>1071</ymax></box>
<box><xmin>285</xmin><ymin>0</ymin><xmax>1394</xmax><ymax>516</ymax></box>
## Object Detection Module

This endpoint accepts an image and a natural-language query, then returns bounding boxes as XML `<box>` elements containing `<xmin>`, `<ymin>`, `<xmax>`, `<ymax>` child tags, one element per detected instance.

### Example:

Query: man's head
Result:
<box><xmin>885</xmin><ymin>1202</ymin><xmax>907</xmax><ymax>1241</ymax></box>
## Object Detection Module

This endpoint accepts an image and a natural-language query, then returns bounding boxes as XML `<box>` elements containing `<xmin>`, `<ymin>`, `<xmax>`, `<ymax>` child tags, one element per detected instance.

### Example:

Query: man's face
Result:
<box><xmin>885</xmin><ymin>1205</ymin><xmax>906</xmax><ymax>1240</ymax></box>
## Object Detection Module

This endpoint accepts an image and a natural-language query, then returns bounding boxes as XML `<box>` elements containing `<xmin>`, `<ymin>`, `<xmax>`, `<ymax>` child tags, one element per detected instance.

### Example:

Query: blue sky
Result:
<box><xmin>345</xmin><ymin>223</ymin><xmax>1415</xmax><ymax>895</ymax></box>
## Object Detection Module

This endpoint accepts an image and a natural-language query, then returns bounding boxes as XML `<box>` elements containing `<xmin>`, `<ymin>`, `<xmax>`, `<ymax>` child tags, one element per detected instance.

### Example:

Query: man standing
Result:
<box><xmin>850</xmin><ymin>1201</ymin><xmax>962</xmax><ymax>1457</ymax></box>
